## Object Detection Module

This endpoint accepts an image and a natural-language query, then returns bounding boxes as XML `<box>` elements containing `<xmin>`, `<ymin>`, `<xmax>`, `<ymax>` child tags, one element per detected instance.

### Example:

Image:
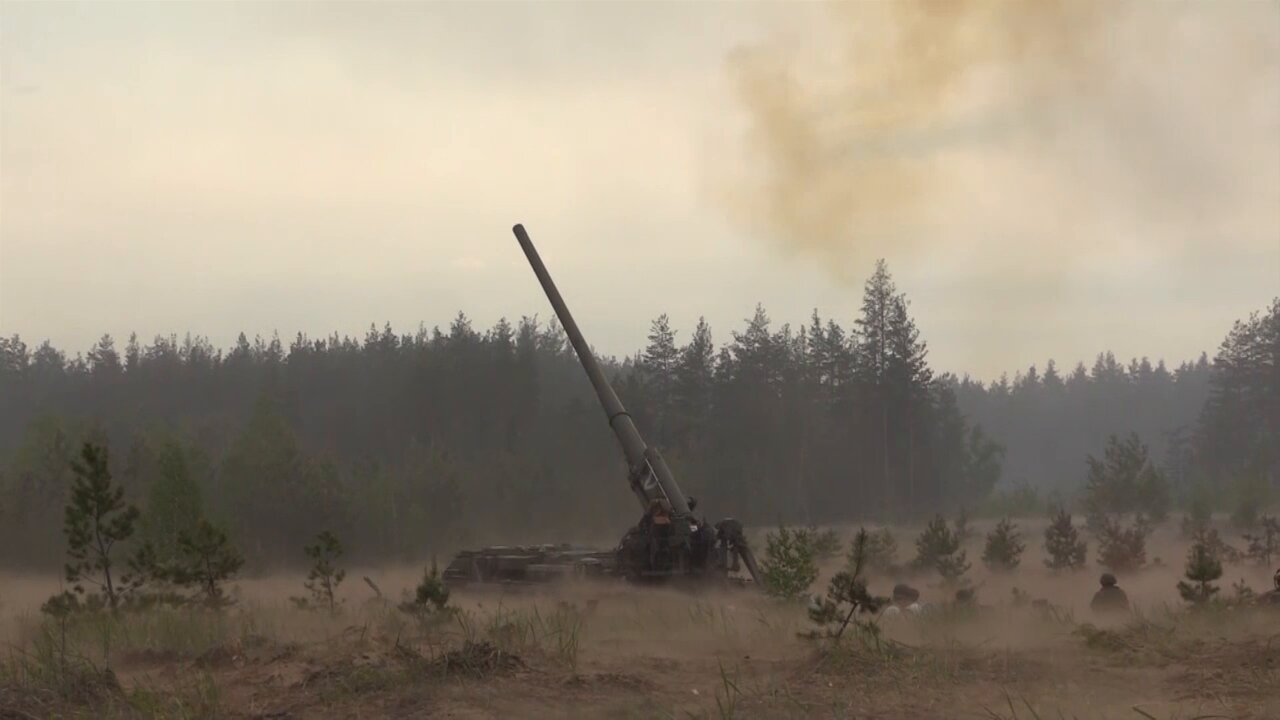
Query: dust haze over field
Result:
<box><xmin>0</xmin><ymin>520</ymin><xmax>1271</xmax><ymax>618</ymax></box>
<box><xmin>3</xmin><ymin>520</ymin><xmax>1278</xmax><ymax>719</ymax></box>
<box><xmin>721</xmin><ymin>0</ymin><xmax>1280</xmax><ymax>338</ymax></box>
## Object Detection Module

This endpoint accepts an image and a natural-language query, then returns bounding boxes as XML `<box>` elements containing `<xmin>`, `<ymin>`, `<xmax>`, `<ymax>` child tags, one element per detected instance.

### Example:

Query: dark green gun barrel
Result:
<box><xmin>512</xmin><ymin>224</ymin><xmax>690</xmax><ymax>517</ymax></box>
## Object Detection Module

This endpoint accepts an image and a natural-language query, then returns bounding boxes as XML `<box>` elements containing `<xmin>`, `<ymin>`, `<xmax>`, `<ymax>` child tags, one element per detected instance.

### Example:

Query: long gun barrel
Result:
<box><xmin>512</xmin><ymin>224</ymin><xmax>690</xmax><ymax>517</ymax></box>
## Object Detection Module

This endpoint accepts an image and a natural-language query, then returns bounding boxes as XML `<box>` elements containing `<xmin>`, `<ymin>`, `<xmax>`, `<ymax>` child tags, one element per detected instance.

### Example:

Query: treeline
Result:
<box><xmin>954</xmin><ymin>354</ymin><xmax>1213</xmax><ymax>501</ymax></box>
<box><xmin>956</xmin><ymin>298</ymin><xmax>1278</xmax><ymax>516</ymax></box>
<box><xmin>0</xmin><ymin>260</ymin><xmax>1274</xmax><ymax>571</ymax></box>
<box><xmin>0</xmin><ymin>262</ymin><xmax>1003</xmax><ymax>569</ymax></box>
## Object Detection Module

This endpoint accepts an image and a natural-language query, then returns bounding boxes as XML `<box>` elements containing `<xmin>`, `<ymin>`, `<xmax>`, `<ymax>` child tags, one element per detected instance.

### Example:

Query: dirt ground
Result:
<box><xmin>1</xmin><ymin>519</ymin><xmax>1277</xmax><ymax>719</ymax></box>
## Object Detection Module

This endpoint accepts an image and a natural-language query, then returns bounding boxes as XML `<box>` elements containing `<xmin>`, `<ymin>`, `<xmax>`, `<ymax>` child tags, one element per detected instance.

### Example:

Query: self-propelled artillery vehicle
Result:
<box><xmin>441</xmin><ymin>225</ymin><xmax>761</xmax><ymax>590</ymax></box>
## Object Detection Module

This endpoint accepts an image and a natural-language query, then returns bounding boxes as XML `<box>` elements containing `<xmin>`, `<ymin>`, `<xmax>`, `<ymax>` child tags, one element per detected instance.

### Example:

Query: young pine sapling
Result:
<box><xmin>807</xmin><ymin>528</ymin><xmax>885</xmax><ymax>643</ymax></box>
<box><xmin>761</xmin><ymin>524</ymin><xmax>819</xmax><ymax>601</ymax></box>
<box><xmin>170</xmin><ymin>519</ymin><xmax>245</xmax><ymax>608</ymax></box>
<box><xmin>293</xmin><ymin>530</ymin><xmax>346</xmax><ymax>613</ymax></box>
<box><xmin>1243</xmin><ymin>515</ymin><xmax>1280</xmax><ymax>566</ymax></box>
<box><xmin>44</xmin><ymin>442</ymin><xmax>154</xmax><ymax>614</ymax></box>
<box><xmin>1043</xmin><ymin>507</ymin><xmax>1088</xmax><ymax>571</ymax></box>
<box><xmin>913</xmin><ymin>514</ymin><xmax>970</xmax><ymax>584</ymax></box>
<box><xmin>982</xmin><ymin>517</ymin><xmax>1026</xmax><ymax>573</ymax></box>
<box><xmin>1177</xmin><ymin>536</ymin><xmax>1223</xmax><ymax>605</ymax></box>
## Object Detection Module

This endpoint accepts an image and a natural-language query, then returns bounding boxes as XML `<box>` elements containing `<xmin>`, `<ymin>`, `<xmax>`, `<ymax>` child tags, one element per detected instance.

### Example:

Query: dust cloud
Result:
<box><xmin>719</xmin><ymin>0</ymin><xmax>1280</xmax><ymax>285</ymax></box>
<box><xmin>4</xmin><ymin>520</ymin><xmax>1270</xmax><ymax>625</ymax></box>
<box><xmin>3</xmin><ymin>523</ymin><xmax>1276</xmax><ymax>718</ymax></box>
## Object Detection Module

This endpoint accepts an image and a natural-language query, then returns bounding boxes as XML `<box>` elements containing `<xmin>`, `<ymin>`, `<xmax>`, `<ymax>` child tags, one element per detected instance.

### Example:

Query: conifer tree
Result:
<box><xmin>170</xmin><ymin>519</ymin><xmax>244</xmax><ymax>608</ymax></box>
<box><xmin>1193</xmin><ymin>526</ymin><xmax>1242</xmax><ymax>565</ymax></box>
<box><xmin>399</xmin><ymin>559</ymin><xmax>453</xmax><ymax>617</ymax></box>
<box><xmin>1096</xmin><ymin>515</ymin><xmax>1150</xmax><ymax>572</ymax></box>
<box><xmin>1243</xmin><ymin>515</ymin><xmax>1280</xmax><ymax>566</ymax></box>
<box><xmin>296</xmin><ymin>530</ymin><xmax>346</xmax><ymax>613</ymax></box>
<box><xmin>643</xmin><ymin>314</ymin><xmax>679</xmax><ymax>387</ymax></box>
<box><xmin>56</xmin><ymin>442</ymin><xmax>148</xmax><ymax>611</ymax></box>
<box><xmin>1195</xmin><ymin>298</ymin><xmax>1279</xmax><ymax>490</ymax></box>
<box><xmin>855</xmin><ymin>527</ymin><xmax>898</xmax><ymax>572</ymax></box>
<box><xmin>807</xmin><ymin>527</ymin><xmax>842</xmax><ymax>560</ymax></box>
<box><xmin>1177</xmin><ymin>537</ymin><xmax>1223</xmax><ymax>605</ymax></box>
<box><xmin>913</xmin><ymin>514</ymin><xmax>969</xmax><ymax>583</ymax></box>
<box><xmin>140</xmin><ymin>439</ymin><xmax>205</xmax><ymax>565</ymax></box>
<box><xmin>671</xmin><ymin>316</ymin><xmax>715</xmax><ymax>446</ymax></box>
<box><xmin>807</xmin><ymin>529</ymin><xmax>884</xmax><ymax>641</ymax></box>
<box><xmin>642</xmin><ymin>314</ymin><xmax>679</xmax><ymax>442</ymax></box>
<box><xmin>982</xmin><ymin>518</ymin><xmax>1025</xmax><ymax>572</ymax></box>
<box><xmin>1043</xmin><ymin>507</ymin><xmax>1088</xmax><ymax>571</ymax></box>
<box><xmin>761</xmin><ymin>524</ymin><xmax>818</xmax><ymax>600</ymax></box>
<box><xmin>1084</xmin><ymin>434</ymin><xmax>1170</xmax><ymax>526</ymax></box>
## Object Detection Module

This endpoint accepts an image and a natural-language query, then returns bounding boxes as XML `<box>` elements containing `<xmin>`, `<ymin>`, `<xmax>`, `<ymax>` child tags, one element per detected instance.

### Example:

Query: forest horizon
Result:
<box><xmin>2</xmin><ymin>257</ymin><xmax>1274</xmax><ymax>571</ymax></box>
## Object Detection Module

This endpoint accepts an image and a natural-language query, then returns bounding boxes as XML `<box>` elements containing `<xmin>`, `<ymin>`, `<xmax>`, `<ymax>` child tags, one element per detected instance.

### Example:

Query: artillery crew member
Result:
<box><xmin>881</xmin><ymin>583</ymin><xmax>922</xmax><ymax>618</ymax></box>
<box><xmin>646</xmin><ymin>498</ymin><xmax>672</xmax><ymax>525</ymax></box>
<box><xmin>1261</xmin><ymin>568</ymin><xmax>1280</xmax><ymax>607</ymax></box>
<box><xmin>643</xmin><ymin>498</ymin><xmax>675</xmax><ymax>570</ymax></box>
<box><xmin>1090</xmin><ymin>573</ymin><xmax>1130</xmax><ymax>615</ymax></box>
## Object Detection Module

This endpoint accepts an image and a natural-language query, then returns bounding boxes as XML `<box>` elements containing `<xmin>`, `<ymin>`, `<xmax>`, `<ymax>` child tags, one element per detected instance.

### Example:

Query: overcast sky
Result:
<box><xmin>2</xmin><ymin>1</ymin><xmax>1277</xmax><ymax>382</ymax></box>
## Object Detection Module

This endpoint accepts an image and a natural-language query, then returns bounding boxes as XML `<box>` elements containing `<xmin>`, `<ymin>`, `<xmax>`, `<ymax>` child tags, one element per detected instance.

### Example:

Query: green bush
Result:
<box><xmin>1177</xmin><ymin>537</ymin><xmax>1222</xmax><ymax>605</ymax></box>
<box><xmin>1043</xmin><ymin>507</ymin><xmax>1087</xmax><ymax>571</ymax></box>
<box><xmin>760</xmin><ymin>524</ymin><xmax>819</xmax><ymax>601</ymax></box>
<box><xmin>982</xmin><ymin>518</ymin><xmax>1025</xmax><ymax>572</ymax></box>
<box><xmin>912</xmin><ymin>514</ymin><xmax>969</xmax><ymax>584</ymax></box>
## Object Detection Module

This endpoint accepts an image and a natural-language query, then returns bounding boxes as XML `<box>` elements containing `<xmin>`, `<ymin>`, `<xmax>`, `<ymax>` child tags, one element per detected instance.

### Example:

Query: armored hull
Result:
<box><xmin>442</xmin><ymin>543</ymin><xmax>617</xmax><ymax>588</ymax></box>
<box><xmin>443</xmin><ymin>516</ymin><xmax>759</xmax><ymax>590</ymax></box>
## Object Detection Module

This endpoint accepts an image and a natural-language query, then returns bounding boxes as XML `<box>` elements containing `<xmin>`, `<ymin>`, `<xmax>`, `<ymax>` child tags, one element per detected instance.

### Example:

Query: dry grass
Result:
<box><xmin>1</xmin><ymin>518</ymin><xmax>1277</xmax><ymax>719</ymax></box>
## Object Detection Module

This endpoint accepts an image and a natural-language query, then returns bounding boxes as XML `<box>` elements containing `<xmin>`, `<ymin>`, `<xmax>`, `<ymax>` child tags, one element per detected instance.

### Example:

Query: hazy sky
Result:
<box><xmin>2</xmin><ymin>1</ymin><xmax>1277</xmax><ymax>382</ymax></box>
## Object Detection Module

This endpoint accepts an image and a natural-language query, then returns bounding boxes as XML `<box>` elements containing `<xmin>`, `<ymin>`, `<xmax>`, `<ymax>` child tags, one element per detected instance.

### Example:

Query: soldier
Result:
<box><xmin>881</xmin><ymin>583</ymin><xmax>923</xmax><ymax>618</ymax></box>
<box><xmin>904</xmin><ymin>585</ymin><xmax>922</xmax><ymax>613</ymax></box>
<box><xmin>1261</xmin><ymin>568</ymin><xmax>1280</xmax><ymax>607</ymax></box>
<box><xmin>1090</xmin><ymin>573</ymin><xmax>1131</xmax><ymax>615</ymax></box>
<box><xmin>644</xmin><ymin>498</ymin><xmax>674</xmax><ymax>570</ymax></box>
<box><xmin>951</xmin><ymin>586</ymin><xmax>992</xmax><ymax>618</ymax></box>
<box><xmin>647</xmin><ymin>498</ymin><xmax>672</xmax><ymax>524</ymax></box>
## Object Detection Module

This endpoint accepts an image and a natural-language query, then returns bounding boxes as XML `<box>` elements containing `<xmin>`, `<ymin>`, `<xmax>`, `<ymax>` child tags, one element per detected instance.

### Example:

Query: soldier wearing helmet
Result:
<box><xmin>1090</xmin><ymin>573</ymin><xmax>1131</xmax><ymax>615</ymax></box>
<box><xmin>881</xmin><ymin>583</ymin><xmax>923</xmax><ymax>619</ymax></box>
<box><xmin>1261</xmin><ymin>568</ymin><xmax>1280</xmax><ymax>607</ymax></box>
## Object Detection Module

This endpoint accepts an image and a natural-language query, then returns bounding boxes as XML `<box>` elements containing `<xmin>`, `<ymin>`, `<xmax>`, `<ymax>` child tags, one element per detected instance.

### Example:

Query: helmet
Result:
<box><xmin>1100</xmin><ymin>573</ymin><xmax>1117</xmax><ymax>587</ymax></box>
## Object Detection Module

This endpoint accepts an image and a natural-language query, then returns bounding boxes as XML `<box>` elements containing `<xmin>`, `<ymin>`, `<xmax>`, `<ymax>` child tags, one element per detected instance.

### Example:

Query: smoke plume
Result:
<box><xmin>720</xmin><ymin>0</ymin><xmax>1280</xmax><ymax>284</ymax></box>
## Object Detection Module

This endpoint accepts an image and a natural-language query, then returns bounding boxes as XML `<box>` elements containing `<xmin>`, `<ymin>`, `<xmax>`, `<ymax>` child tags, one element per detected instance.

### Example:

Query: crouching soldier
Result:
<box><xmin>880</xmin><ymin>583</ymin><xmax>923</xmax><ymax>619</ymax></box>
<box><xmin>1260</xmin><ymin>568</ymin><xmax>1280</xmax><ymax>607</ymax></box>
<box><xmin>1090</xmin><ymin>573</ymin><xmax>1131</xmax><ymax>616</ymax></box>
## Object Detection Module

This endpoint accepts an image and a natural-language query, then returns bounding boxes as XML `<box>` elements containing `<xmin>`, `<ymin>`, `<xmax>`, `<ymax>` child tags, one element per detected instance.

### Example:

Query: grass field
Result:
<box><xmin>1</xmin><ymin>518</ymin><xmax>1277</xmax><ymax>719</ymax></box>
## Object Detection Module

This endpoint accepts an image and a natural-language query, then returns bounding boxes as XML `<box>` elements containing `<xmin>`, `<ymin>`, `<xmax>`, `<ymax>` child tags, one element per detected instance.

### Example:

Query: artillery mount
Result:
<box><xmin>442</xmin><ymin>225</ymin><xmax>761</xmax><ymax>590</ymax></box>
